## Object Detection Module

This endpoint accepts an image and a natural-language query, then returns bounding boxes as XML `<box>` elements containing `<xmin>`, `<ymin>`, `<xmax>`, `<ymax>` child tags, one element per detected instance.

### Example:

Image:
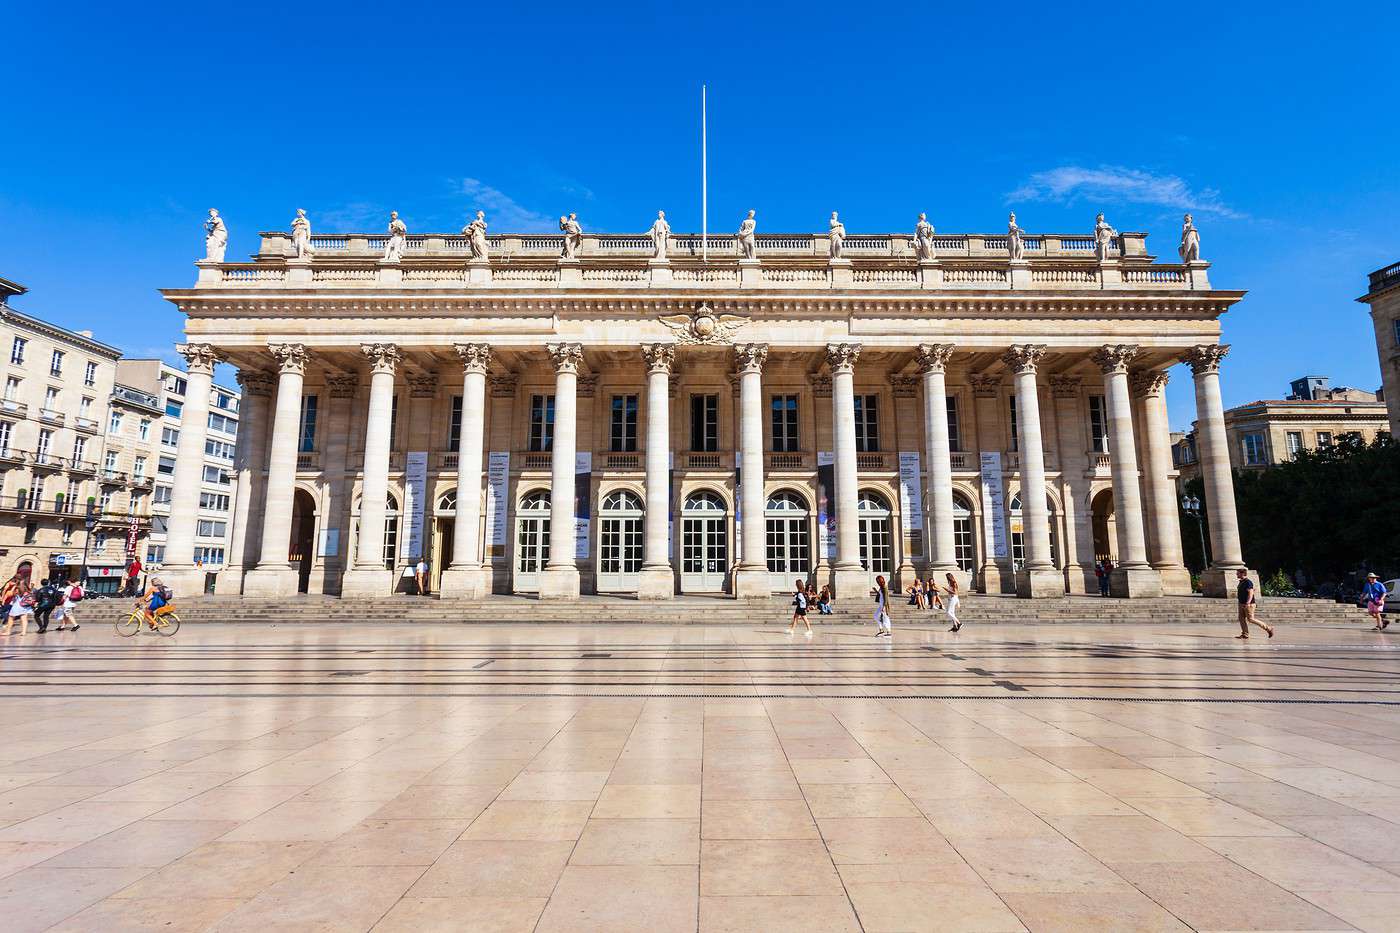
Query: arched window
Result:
<box><xmin>765</xmin><ymin>490</ymin><xmax>810</xmax><ymax>582</ymax></box>
<box><xmin>857</xmin><ymin>491</ymin><xmax>893</xmax><ymax>577</ymax></box>
<box><xmin>683</xmin><ymin>491</ymin><xmax>726</xmax><ymax>512</ymax></box>
<box><xmin>436</xmin><ymin>489</ymin><xmax>457</xmax><ymax>515</ymax></box>
<box><xmin>598</xmin><ymin>489</ymin><xmax>643</xmax><ymax>589</ymax></box>
<box><xmin>515</xmin><ymin>490</ymin><xmax>551</xmax><ymax>587</ymax></box>
<box><xmin>681</xmin><ymin>490</ymin><xmax>728</xmax><ymax>592</ymax></box>
<box><xmin>951</xmin><ymin>493</ymin><xmax>976</xmax><ymax>573</ymax></box>
<box><xmin>1009</xmin><ymin>493</ymin><xmax>1060</xmax><ymax>570</ymax></box>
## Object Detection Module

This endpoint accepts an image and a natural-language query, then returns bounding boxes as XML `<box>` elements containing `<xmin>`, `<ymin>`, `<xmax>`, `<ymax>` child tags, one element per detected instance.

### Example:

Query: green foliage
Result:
<box><xmin>1261</xmin><ymin>568</ymin><xmax>1293</xmax><ymax>596</ymax></box>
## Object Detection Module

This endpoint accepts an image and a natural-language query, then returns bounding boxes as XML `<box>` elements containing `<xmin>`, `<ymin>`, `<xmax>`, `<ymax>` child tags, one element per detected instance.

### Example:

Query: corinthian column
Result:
<box><xmin>244</xmin><ymin>343</ymin><xmax>306</xmax><ymax>597</ymax></box>
<box><xmin>160</xmin><ymin>343</ymin><xmax>220</xmax><ymax>597</ymax></box>
<box><xmin>1132</xmin><ymin>370</ymin><xmax>1192</xmax><ymax>594</ymax></box>
<box><xmin>917</xmin><ymin>344</ymin><xmax>960</xmax><ymax>583</ymax></box>
<box><xmin>1002</xmin><ymin>345</ymin><xmax>1063</xmax><ymax>598</ymax></box>
<box><xmin>440</xmin><ymin>344</ymin><xmax>492</xmax><ymax>598</ymax></box>
<box><xmin>828</xmin><ymin>343</ymin><xmax>868</xmax><ymax>597</ymax></box>
<box><xmin>638</xmin><ymin>344</ymin><xmax>676</xmax><ymax>600</ymax></box>
<box><xmin>539</xmin><ymin>343</ymin><xmax>582</xmax><ymax>599</ymax></box>
<box><xmin>1184</xmin><ymin>345</ymin><xmax>1249</xmax><ymax>597</ymax></box>
<box><xmin>341</xmin><ymin>343</ymin><xmax>400</xmax><ymax>596</ymax></box>
<box><xmin>223</xmin><ymin>369</ymin><xmax>274</xmax><ymax>594</ymax></box>
<box><xmin>733</xmin><ymin>343</ymin><xmax>770</xmax><ymax>598</ymax></box>
<box><xmin>1091</xmin><ymin>346</ymin><xmax>1161</xmax><ymax>597</ymax></box>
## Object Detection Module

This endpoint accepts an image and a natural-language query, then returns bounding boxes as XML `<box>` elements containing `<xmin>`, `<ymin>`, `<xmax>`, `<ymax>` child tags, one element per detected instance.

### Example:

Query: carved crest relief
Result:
<box><xmin>658</xmin><ymin>304</ymin><xmax>749</xmax><ymax>345</ymax></box>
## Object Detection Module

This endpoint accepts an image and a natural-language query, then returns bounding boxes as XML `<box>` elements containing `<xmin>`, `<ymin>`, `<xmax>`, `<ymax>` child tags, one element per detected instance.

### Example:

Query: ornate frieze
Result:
<box><xmin>1048</xmin><ymin>374</ymin><xmax>1082</xmax><ymax>399</ymax></box>
<box><xmin>891</xmin><ymin>375</ymin><xmax>918</xmax><ymax>399</ymax></box>
<box><xmin>488</xmin><ymin>375</ymin><xmax>517</xmax><ymax>398</ymax></box>
<box><xmin>1129</xmin><ymin>369</ymin><xmax>1170</xmax><ymax>397</ymax></box>
<box><xmin>326</xmin><ymin>374</ymin><xmax>359</xmax><ymax>399</ymax></box>
<box><xmin>236</xmin><ymin>369</ymin><xmax>275</xmax><ymax>397</ymax></box>
<box><xmin>659</xmin><ymin>304</ymin><xmax>749</xmax><ymax>345</ymax></box>
<box><xmin>577</xmin><ymin>375</ymin><xmax>599</xmax><ymax>398</ymax></box>
<box><xmin>969</xmin><ymin>373</ymin><xmax>1002</xmax><ymax>398</ymax></box>
<box><xmin>810</xmin><ymin>375</ymin><xmax>832</xmax><ymax>399</ymax></box>
<box><xmin>407</xmin><ymin>373</ymin><xmax>438</xmax><ymax>398</ymax></box>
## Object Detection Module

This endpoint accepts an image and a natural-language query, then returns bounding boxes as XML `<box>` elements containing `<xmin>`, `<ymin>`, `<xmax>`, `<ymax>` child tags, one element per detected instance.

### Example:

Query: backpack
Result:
<box><xmin>158</xmin><ymin>585</ymin><xmax>174</xmax><ymax>602</ymax></box>
<box><xmin>793</xmin><ymin>591</ymin><xmax>807</xmax><ymax>611</ymax></box>
<box><xmin>67</xmin><ymin>584</ymin><xmax>83</xmax><ymax>603</ymax></box>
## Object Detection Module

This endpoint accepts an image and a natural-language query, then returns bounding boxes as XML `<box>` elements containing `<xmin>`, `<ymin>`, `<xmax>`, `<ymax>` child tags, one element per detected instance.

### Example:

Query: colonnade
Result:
<box><xmin>157</xmin><ymin>340</ymin><xmax>1248</xmax><ymax>600</ymax></box>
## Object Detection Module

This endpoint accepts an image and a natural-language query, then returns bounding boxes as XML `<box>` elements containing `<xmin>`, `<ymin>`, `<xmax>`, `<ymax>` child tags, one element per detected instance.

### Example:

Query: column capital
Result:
<box><xmin>454</xmin><ymin>343</ymin><xmax>493</xmax><ymax>375</ymax></box>
<box><xmin>577</xmin><ymin>375</ymin><xmax>599</xmax><ymax>398</ymax></box>
<box><xmin>1000</xmin><ymin>344</ymin><xmax>1046</xmax><ymax>375</ymax></box>
<box><xmin>235</xmin><ymin>369</ymin><xmax>276</xmax><ymax>397</ymax></box>
<box><xmin>734</xmin><ymin>343</ymin><xmax>769</xmax><ymax>375</ymax></box>
<box><xmin>891</xmin><ymin>375</ymin><xmax>918</xmax><ymax>399</ymax></box>
<box><xmin>969</xmin><ymin>373</ymin><xmax>1003</xmax><ymax>398</ymax></box>
<box><xmin>361</xmin><ymin>343</ymin><xmax>402</xmax><ymax>375</ymax></box>
<box><xmin>810</xmin><ymin>374</ymin><xmax>832</xmax><ymax>399</ymax></box>
<box><xmin>1048</xmin><ymin>374</ymin><xmax>1082</xmax><ymax>399</ymax></box>
<box><xmin>915</xmin><ymin>343</ymin><xmax>955</xmax><ymax>374</ymax></box>
<box><xmin>1091</xmin><ymin>344</ymin><xmax>1140</xmax><ymax>375</ymax></box>
<box><xmin>825</xmin><ymin>342</ymin><xmax>862</xmax><ymax>374</ymax></box>
<box><xmin>407</xmin><ymin>373</ymin><xmax>437</xmax><ymax>398</ymax></box>
<box><xmin>641</xmin><ymin>343</ymin><xmax>676</xmax><ymax>375</ymax></box>
<box><xmin>326</xmin><ymin>374</ymin><xmax>359</xmax><ymax>399</ymax></box>
<box><xmin>268</xmin><ymin>343</ymin><xmax>308</xmax><ymax>375</ymax></box>
<box><xmin>547</xmin><ymin>342</ymin><xmax>584</xmax><ymax>374</ymax></box>
<box><xmin>488</xmin><ymin>374</ymin><xmax>517</xmax><ymax>398</ymax></box>
<box><xmin>1183</xmin><ymin>344</ymin><xmax>1230</xmax><ymax>376</ymax></box>
<box><xmin>177</xmin><ymin>343</ymin><xmax>222</xmax><ymax>376</ymax></box>
<box><xmin>1129</xmin><ymin>369</ymin><xmax>1170</xmax><ymax>397</ymax></box>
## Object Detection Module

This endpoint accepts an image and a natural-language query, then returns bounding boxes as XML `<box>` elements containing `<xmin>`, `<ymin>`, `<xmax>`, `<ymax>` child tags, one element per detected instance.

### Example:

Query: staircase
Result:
<box><xmin>79</xmin><ymin>594</ymin><xmax>1371</xmax><ymax>627</ymax></box>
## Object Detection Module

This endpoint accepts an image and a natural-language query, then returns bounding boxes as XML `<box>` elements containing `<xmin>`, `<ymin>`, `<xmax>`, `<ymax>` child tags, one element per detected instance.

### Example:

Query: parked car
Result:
<box><xmin>1385</xmin><ymin>580</ymin><xmax>1400</xmax><ymax>613</ymax></box>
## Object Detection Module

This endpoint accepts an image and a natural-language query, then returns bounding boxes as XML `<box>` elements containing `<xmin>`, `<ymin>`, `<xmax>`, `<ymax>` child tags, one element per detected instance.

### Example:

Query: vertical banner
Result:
<box><xmin>403</xmin><ymin>451</ymin><xmax>428</xmax><ymax>560</ymax></box>
<box><xmin>485</xmin><ymin>451</ymin><xmax>510</xmax><ymax>558</ymax></box>
<box><xmin>732</xmin><ymin>450</ymin><xmax>742</xmax><ymax>554</ymax></box>
<box><xmin>979</xmin><ymin>451</ymin><xmax>1008</xmax><ymax>559</ymax></box>
<box><xmin>668</xmin><ymin>451</ymin><xmax>675</xmax><ymax>559</ymax></box>
<box><xmin>574</xmin><ymin>452</ymin><xmax>592</xmax><ymax>559</ymax></box>
<box><xmin>817</xmin><ymin>451</ymin><xmax>835</xmax><ymax>560</ymax></box>
<box><xmin>898</xmin><ymin>451</ymin><xmax>923</xmax><ymax>561</ymax></box>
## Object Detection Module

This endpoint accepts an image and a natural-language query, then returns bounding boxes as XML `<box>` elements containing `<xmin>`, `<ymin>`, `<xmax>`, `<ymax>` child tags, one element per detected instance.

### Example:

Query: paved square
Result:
<box><xmin>1</xmin><ymin>618</ymin><xmax>1398</xmax><ymax>930</ymax></box>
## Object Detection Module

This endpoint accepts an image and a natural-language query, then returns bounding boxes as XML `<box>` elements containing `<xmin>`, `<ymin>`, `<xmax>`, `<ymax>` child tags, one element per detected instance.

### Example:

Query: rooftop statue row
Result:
<box><xmin>203</xmin><ymin>208</ymin><xmax>1205</xmax><ymax>265</ymax></box>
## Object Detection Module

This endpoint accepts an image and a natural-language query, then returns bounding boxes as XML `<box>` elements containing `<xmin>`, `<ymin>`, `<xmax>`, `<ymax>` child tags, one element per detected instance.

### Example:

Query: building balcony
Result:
<box><xmin>0</xmin><ymin>447</ymin><xmax>25</xmax><ymax>467</ymax></box>
<box><xmin>129</xmin><ymin>475</ymin><xmax>153</xmax><ymax>489</ymax></box>
<box><xmin>38</xmin><ymin>408</ymin><xmax>65</xmax><ymax>426</ymax></box>
<box><xmin>0</xmin><ymin>399</ymin><xmax>28</xmax><ymax>418</ymax></box>
<box><xmin>601</xmin><ymin>452</ymin><xmax>641</xmax><ymax>471</ymax></box>
<box><xmin>348</xmin><ymin>451</ymin><xmax>403</xmax><ymax>471</ymax></box>
<box><xmin>766</xmin><ymin>451</ymin><xmax>810</xmax><ymax>471</ymax></box>
<box><xmin>100</xmin><ymin>468</ymin><xmax>128</xmax><ymax>484</ymax></box>
<box><xmin>949</xmin><ymin>451</ymin><xmax>974</xmax><ymax>471</ymax></box>
<box><xmin>70</xmin><ymin>458</ymin><xmax>98</xmax><ymax>475</ymax></box>
<box><xmin>110</xmin><ymin>384</ymin><xmax>163</xmax><ymax>415</ymax></box>
<box><xmin>519</xmin><ymin>451</ymin><xmax>553</xmax><ymax>471</ymax></box>
<box><xmin>680</xmin><ymin>451</ymin><xmax>726</xmax><ymax>471</ymax></box>
<box><xmin>296</xmin><ymin>451</ymin><xmax>320</xmax><ymax>471</ymax></box>
<box><xmin>31</xmin><ymin>451</ymin><xmax>64</xmax><ymax>470</ymax></box>
<box><xmin>437</xmin><ymin>451</ymin><xmax>459</xmax><ymax>471</ymax></box>
<box><xmin>856</xmin><ymin>451</ymin><xmax>894</xmax><ymax>472</ymax></box>
<box><xmin>73</xmin><ymin>416</ymin><xmax>100</xmax><ymax>434</ymax></box>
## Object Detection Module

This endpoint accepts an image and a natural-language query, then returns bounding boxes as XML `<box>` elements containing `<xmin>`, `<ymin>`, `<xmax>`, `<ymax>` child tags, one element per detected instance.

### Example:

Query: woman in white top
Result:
<box><xmin>872</xmin><ymin>575</ymin><xmax>892</xmax><ymax>638</ymax></box>
<box><xmin>52</xmin><ymin>581</ymin><xmax>82</xmax><ymax>632</ymax></box>
<box><xmin>940</xmin><ymin>572</ymin><xmax>962</xmax><ymax>632</ymax></box>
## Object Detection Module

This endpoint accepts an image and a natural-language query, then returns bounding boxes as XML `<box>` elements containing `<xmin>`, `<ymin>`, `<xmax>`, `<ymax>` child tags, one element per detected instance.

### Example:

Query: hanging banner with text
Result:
<box><xmin>402</xmin><ymin>451</ymin><xmax>428</xmax><ymax>561</ymax></box>
<box><xmin>733</xmin><ymin>451</ymin><xmax>742</xmax><ymax>555</ymax></box>
<box><xmin>898</xmin><ymin>451</ymin><xmax>923</xmax><ymax>561</ymax></box>
<box><xmin>575</xmin><ymin>452</ymin><xmax>592</xmax><ymax>559</ymax></box>
<box><xmin>979</xmin><ymin>451</ymin><xmax>1008</xmax><ymax>559</ymax></box>
<box><xmin>485</xmin><ymin>451</ymin><xmax>510</xmax><ymax>558</ymax></box>
<box><xmin>817</xmin><ymin>451</ymin><xmax>835</xmax><ymax>560</ymax></box>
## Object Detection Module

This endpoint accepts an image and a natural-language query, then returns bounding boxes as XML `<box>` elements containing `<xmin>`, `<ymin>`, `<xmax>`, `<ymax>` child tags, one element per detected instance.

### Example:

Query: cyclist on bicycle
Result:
<box><xmin>140</xmin><ymin>577</ymin><xmax>176</xmax><ymax>629</ymax></box>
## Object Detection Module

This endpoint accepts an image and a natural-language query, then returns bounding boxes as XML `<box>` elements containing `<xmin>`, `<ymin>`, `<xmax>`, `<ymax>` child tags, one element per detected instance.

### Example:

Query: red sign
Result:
<box><xmin>126</xmin><ymin>517</ymin><xmax>140</xmax><ymax>557</ymax></box>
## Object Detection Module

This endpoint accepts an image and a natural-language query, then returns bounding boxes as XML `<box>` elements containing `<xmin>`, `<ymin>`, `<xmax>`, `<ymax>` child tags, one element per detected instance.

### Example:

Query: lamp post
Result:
<box><xmin>1180</xmin><ymin>494</ymin><xmax>1209</xmax><ymax>572</ymax></box>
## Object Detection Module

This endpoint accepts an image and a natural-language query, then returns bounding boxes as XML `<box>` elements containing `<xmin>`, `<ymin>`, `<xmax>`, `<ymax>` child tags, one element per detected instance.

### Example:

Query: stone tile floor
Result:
<box><xmin>1</xmin><ymin>617</ymin><xmax>1400</xmax><ymax>930</ymax></box>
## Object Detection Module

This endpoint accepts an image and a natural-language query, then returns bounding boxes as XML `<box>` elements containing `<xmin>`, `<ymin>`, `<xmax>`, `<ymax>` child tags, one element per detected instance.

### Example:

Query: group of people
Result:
<box><xmin>0</xmin><ymin>574</ymin><xmax>83</xmax><ymax>636</ymax></box>
<box><xmin>788</xmin><ymin>573</ymin><xmax>962</xmax><ymax>639</ymax></box>
<box><xmin>904</xmin><ymin>576</ymin><xmax>963</xmax><ymax>631</ymax></box>
<box><xmin>787</xmin><ymin>581</ymin><xmax>834</xmax><ymax>635</ymax></box>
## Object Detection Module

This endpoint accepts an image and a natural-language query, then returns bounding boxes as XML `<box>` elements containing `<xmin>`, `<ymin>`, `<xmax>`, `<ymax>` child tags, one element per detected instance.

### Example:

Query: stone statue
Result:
<box><xmin>559</xmin><ymin>213</ymin><xmax>583</xmax><ymax>259</ymax></box>
<box><xmin>1093</xmin><ymin>212</ymin><xmax>1117</xmax><ymax>260</ymax></box>
<box><xmin>291</xmin><ymin>209</ymin><xmax>313</xmax><ymax>259</ymax></box>
<box><xmin>463</xmin><ymin>210</ymin><xmax>489</xmax><ymax>261</ymax></box>
<box><xmin>383</xmin><ymin>211</ymin><xmax>407</xmax><ymax>262</ymax></box>
<box><xmin>736</xmin><ymin>210</ymin><xmax>757</xmax><ymax>259</ymax></box>
<box><xmin>203</xmin><ymin>209</ymin><xmax>227</xmax><ymax>262</ymax></box>
<box><xmin>828</xmin><ymin>211</ymin><xmax>846</xmax><ymax>260</ymax></box>
<box><xmin>1007</xmin><ymin>211</ymin><xmax>1024</xmax><ymax>261</ymax></box>
<box><xmin>649</xmin><ymin>211</ymin><xmax>671</xmax><ymax>260</ymax></box>
<box><xmin>914</xmin><ymin>213</ymin><xmax>935</xmax><ymax>262</ymax></box>
<box><xmin>1178</xmin><ymin>213</ymin><xmax>1201</xmax><ymax>263</ymax></box>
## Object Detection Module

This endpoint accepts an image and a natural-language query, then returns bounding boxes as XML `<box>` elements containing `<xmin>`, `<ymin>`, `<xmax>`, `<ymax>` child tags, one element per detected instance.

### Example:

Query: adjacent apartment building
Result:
<box><xmin>1360</xmin><ymin>260</ymin><xmax>1400</xmax><ymax>435</ymax></box>
<box><xmin>1174</xmin><ymin>375</ymin><xmax>1390</xmax><ymax>486</ymax></box>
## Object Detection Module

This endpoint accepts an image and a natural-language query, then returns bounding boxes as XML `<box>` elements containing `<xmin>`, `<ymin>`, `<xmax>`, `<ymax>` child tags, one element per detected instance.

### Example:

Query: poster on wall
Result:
<box><xmin>817</xmin><ymin>451</ymin><xmax>835</xmax><ymax>560</ymax></box>
<box><xmin>403</xmin><ymin>451</ymin><xmax>428</xmax><ymax>561</ymax></box>
<box><xmin>898</xmin><ymin>451</ymin><xmax>923</xmax><ymax>561</ymax></box>
<box><xmin>732</xmin><ymin>451</ymin><xmax>741</xmax><ymax>554</ymax></box>
<box><xmin>668</xmin><ymin>451</ymin><xmax>675</xmax><ymax>559</ymax></box>
<box><xmin>485</xmin><ymin>452</ymin><xmax>510</xmax><ymax>558</ymax></box>
<box><xmin>575</xmin><ymin>452</ymin><xmax>592</xmax><ymax>559</ymax></box>
<box><xmin>979</xmin><ymin>451</ymin><xmax>1008</xmax><ymax>559</ymax></box>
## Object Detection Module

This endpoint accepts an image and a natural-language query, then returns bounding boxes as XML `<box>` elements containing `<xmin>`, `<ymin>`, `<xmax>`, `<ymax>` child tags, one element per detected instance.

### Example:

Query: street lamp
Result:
<box><xmin>1180</xmin><ymin>494</ymin><xmax>1209</xmax><ymax>572</ymax></box>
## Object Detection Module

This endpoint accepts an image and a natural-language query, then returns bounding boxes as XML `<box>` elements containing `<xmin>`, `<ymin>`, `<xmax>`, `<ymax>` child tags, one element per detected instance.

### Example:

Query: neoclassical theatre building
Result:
<box><xmin>157</xmin><ymin>211</ymin><xmax>1249</xmax><ymax>600</ymax></box>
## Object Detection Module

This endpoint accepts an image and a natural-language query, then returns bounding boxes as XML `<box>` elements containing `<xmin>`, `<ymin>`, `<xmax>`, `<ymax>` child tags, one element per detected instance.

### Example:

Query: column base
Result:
<box><xmin>733</xmin><ymin>566</ymin><xmax>771</xmax><ymax>599</ymax></box>
<box><xmin>831</xmin><ymin>566</ymin><xmax>870</xmax><ymax>600</ymax></box>
<box><xmin>636</xmin><ymin>566</ymin><xmax>676</xmax><ymax>600</ymax></box>
<box><xmin>157</xmin><ymin>566</ymin><xmax>215</xmax><ymax>600</ymax></box>
<box><xmin>1016</xmin><ymin>567</ymin><xmax>1066</xmax><ymax>598</ymax></box>
<box><xmin>979</xmin><ymin>564</ymin><xmax>1003</xmax><ymax>595</ymax></box>
<box><xmin>242</xmin><ymin>565</ymin><xmax>299</xmax><ymax>598</ymax></box>
<box><xmin>438</xmin><ymin>565</ymin><xmax>493</xmax><ymax>599</ymax></box>
<box><xmin>1200</xmin><ymin>565</ymin><xmax>1252</xmax><ymax>598</ymax></box>
<box><xmin>1109</xmin><ymin>564</ymin><xmax>1163</xmax><ymax>598</ymax></box>
<box><xmin>1154</xmin><ymin>564</ymin><xmax>1194</xmax><ymax>596</ymax></box>
<box><xmin>537</xmin><ymin>565</ymin><xmax>580</xmax><ymax>600</ymax></box>
<box><xmin>340</xmin><ymin>567</ymin><xmax>394</xmax><ymax>597</ymax></box>
<box><xmin>215</xmin><ymin>566</ymin><xmax>246</xmax><ymax>596</ymax></box>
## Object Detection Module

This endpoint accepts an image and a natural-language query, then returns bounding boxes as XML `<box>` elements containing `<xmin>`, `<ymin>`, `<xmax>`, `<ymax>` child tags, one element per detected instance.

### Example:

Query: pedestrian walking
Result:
<box><xmin>940</xmin><ymin>572</ymin><xmax>962</xmax><ymax>632</ymax></box>
<box><xmin>787</xmin><ymin>578</ymin><xmax>813</xmax><ymax>636</ymax></box>
<box><xmin>123</xmin><ymin>555</ymin><xmax>143</xmax><ymax>598</ymax></box>
<box><xmin>32</xmin><ymin>578</ymin><xmax>60</xmax><ymax>634</ymax></box>
<box><xmin>1235</xmin><ymin>568</ymin><xmax>1273</xmax><ymax>639</ymax></box>
<box><xmin>1364</xmin><ymin>572</ymin><xmax>1389</xmax><ymax>631</ymax></box>
<box><xmin>414</xmin><ymin>558</ymin><xmax>428</xmax><ymax>596</ymax></box>
<box><xmin>1</xmin><ymin>579</ymin><xmax>35</xmax><ymax>637</ymax></box>
<box><xmin>51</xmin><ymin>580</ymin><xmax>82</xmax><ymax>632</ymax></box>
<box><xmin>1095</xmin><ymin>560</ymin><xmax>1111</xmax><ymax>597</ymax></box>
<box><xmin>872</xmin><ymin>574</ymin><xmax>892</xmax><ymax>638</ymax></box>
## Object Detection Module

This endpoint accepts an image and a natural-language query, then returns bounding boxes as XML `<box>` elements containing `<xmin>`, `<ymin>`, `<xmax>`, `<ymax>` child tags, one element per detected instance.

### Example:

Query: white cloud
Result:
<box><xmin>317</xmin><ymin>201</ymin><xmax>390</xmax><ymax>232</ymax></box>
<box><xmin>1008</xmin><ymin>165</ymin><xmax>1244</xmax><ymax>219</ymax></box>
<box><xmin>455</xmin><ymin>178</ymin><xmax>556</xmax><ymax>232</ymax></box>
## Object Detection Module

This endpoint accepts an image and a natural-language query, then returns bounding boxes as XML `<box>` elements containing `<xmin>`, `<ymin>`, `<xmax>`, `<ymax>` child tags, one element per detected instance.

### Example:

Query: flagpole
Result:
<box><xmin>701</xmin><ymin>84</ymin><xmax>708</xmax><ymax>263</ymax></box>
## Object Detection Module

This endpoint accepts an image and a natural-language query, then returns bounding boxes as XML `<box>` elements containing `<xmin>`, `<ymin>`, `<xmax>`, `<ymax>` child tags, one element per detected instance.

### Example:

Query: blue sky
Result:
<box><xmin>3</xmin><ymin>1</ymin><xmax>1397</xmax><ymax>428</ymax></box>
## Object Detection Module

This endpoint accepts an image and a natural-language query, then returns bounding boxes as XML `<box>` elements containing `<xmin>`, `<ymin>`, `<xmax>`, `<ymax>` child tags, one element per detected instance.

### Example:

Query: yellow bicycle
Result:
<box><xmin>116</xmin><ymin>604</ymin><xmax>181</xmax><ymax>637</ymax></box>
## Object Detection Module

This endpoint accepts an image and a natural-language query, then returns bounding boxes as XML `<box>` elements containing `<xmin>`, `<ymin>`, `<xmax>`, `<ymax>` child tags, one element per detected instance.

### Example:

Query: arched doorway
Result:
<box><xmin>1010</xmin><ymin>493</ymin><xmax>1061</xmax><ymax>570</ymax></box>
<box><xmin>952</xmin><ymin>493</ymin><xmax>976</xmax><ymax>574</ymax></box>
<box><xmin>514</xmin><ymin>490</ymin><xmax>550</xmax><ymax>592</ymax></box>
<box><xmin>765</xmin><ymin>489</ymin><xmax>811</xmax><ymax>590</ymax></box>
<box><xmin>681</xmin><ymin>491</ymin><xmax>728</xmax><ymax>593</ymax></box>
<box><xmin>597</xmin><ymin>489</ymin><xmax>643</xmax><ymax>592</ymax></box>
<box><xmin>290</xmin><ymin>489</ymin><xmax>317</xmax><ymax>593</ymax></box>
<box><xmin>1090</xmin><ymin>489</ymin><xmax>1116</xmax><ymax>562</ymax></box>
<box><xmin>857</xmin><ymin>490</ymin><xmax>894</xmax><ymax>585</ymax></box>
<box><xmin>434</xmin><ymin>489</ymin><xmax>457</xmax><ymax>592</ymax></box>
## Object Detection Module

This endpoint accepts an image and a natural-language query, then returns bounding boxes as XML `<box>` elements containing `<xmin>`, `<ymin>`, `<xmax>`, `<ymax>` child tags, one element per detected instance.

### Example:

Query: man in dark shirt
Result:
<box><xmin>1235</xmin><ymin>568</ymin><xmax>1273</xmax><ymax>639</ymax></box>
<box><xmin>33</xmin><ymin>578</ymin><xmax>60</xmax><ymax>634</ymax></box>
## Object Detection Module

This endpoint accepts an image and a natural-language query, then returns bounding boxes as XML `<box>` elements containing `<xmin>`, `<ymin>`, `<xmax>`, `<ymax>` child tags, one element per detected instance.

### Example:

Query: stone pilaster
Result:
<box><xmin>340</xmin><ymin>343</ymin><xmax>400</xmax><ymax>596</ymax></box>
<box><xmin>440</xmin><ymin>344</ymin><xmax>493</xmax><ymax>598</ymax></box>
<box><xmin>733</xmin><ymin>343</ymin><xmax>769</xmax><ymax>598</ymax></box>
<box><xmin>1091</xmin><ymin>346</ymin><xmax>1161</xmax><ymax>597</ymax></box>
<box><xmin>1132</xmin><ymin>369</ymin><xmax>1192</xmax><ymax>595</ymax></box>
<box><xmin>244</xmin><ymin>343</ymin><xmax>306</xmax><ymax>597</ymax></box>
<box><xmin>1184</xmin><ymin>345</ymin><xmax>1249</xmax><ymax>597</ymax></box>
<box><xmin>638</xmin><ymin>344</ymin><xmax>676</xmax><ymax>599</ymax></box>
<box><xmin>160</xmin><ymin>343</ymin><xmax>221</xmax><ymax>597</ymax></box>
<box><xmin>539</xmin><ymin>343</ymin><xmax>582</xmax><ymax>599</ymax></box>
<box><xmin>1002</xmin><ymin>345</ymin><xmax>1062</xmax><ymax>598</ymax></box>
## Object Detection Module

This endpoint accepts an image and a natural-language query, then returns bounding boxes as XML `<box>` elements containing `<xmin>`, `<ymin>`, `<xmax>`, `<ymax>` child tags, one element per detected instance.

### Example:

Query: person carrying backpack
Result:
<box><xmin>140</xmin><ymin>577</ymin><xmax>176</xmax><ymax>629</ymax></box>
<box><xmin>787</xmin><ymin>578</ymin><xmax>813</xmax><ymax>636</ymax></box>
<box><xmin>33</xmin><ymin>578</ymin><xmax>60</xmax><ymax>634</ymax></box>
<box><xmin>52</xmin><ymin>580</ymin><xmax>83</xmax><ymax>632</ymax></box>
<box><xmin>2</xmin><ymin>579</ymin><xmax>35</xmax><ymax>637</ymax></box>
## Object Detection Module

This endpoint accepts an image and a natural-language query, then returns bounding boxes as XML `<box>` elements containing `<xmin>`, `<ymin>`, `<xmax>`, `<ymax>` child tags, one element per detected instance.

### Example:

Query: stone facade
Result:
<box><xmin>1361</xmin><ymin>261</ymin><xmax>1400</xmax><ymax>436</ymax></box>
<box><xmin>160</xmin><ymin>218</ymin><xmax>1250</xmax><ymax>599</ymax></box>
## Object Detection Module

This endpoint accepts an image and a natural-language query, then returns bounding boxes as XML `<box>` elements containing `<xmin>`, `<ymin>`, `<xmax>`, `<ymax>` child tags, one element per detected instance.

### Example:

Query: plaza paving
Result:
<box><xmin>2</xmin><ymin>618</ymin><xmax>1400</xmax><ymax>931</ymax></box>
